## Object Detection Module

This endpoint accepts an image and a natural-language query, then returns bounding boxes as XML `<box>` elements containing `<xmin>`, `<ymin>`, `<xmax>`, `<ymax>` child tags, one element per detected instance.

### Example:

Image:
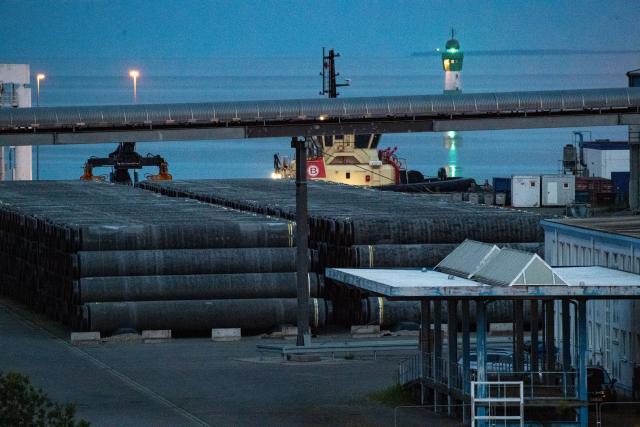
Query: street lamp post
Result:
<box><xmin>129</xmin><ymin>70</ymin><xmax>139</xmax><ymax>103</ymax></box>
<box><xmin>36</xmin><ymin>73</ymin><xmax>45</xmax><ymax>180</ymax></box>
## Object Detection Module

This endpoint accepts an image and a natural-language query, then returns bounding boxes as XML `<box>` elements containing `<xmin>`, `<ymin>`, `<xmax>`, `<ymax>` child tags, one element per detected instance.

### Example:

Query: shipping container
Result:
<box><xmin>575</xmin><ymin>176</ymin><xmax>614</xmax><ymax>193</ymax></box>
<box><xmin>611</xmin><ymin>171</ymin><xmax>630</xmax><ymax>196</ymax></box>
<box><xmin>511</xmin><ymin>175</ymin><xmax>541</xmax><ymax>207</ymax></box>
<box><xmin>541</xmin><ymin>175</ymin><xmax>575</xmax><ymax>206</ymax></box>
<box><xmin>492</xmin><ymin>177</ymin><xmax>512</xmax><ymax>193</ymax></box>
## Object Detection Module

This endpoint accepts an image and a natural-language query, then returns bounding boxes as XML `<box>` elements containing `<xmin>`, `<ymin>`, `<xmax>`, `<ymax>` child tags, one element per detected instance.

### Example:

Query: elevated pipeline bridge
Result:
<box><xmin>0</xmin><ymin>87</ymin><xmax>639</xmax><ymax>146</ymax></box>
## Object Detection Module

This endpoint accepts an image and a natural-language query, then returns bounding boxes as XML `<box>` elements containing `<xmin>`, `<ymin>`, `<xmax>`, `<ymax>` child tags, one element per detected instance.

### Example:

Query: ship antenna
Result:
<box><xmin>320</xmin><ymin>47</ymin><xmax>350</xmax><ymax>98</ymax></box>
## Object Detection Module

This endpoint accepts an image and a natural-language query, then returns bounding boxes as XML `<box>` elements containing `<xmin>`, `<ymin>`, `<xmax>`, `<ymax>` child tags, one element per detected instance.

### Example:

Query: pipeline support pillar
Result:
<box><xmin>293</xmin><ymin>137</ymin><xmax>310</xmax><ymax>346</ymax></box>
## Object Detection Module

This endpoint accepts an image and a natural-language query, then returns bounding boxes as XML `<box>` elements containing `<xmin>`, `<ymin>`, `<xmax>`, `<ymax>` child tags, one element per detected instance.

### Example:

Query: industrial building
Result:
<box><xmin>327</xmin><ymin>239</ymin><xmax>640</xmax><ymax>426</ymax></box>
<box><xmin>542</xmin><ymin>216</ymin><xmax>640</xmax><ymax>397</ymax></box>
<box><xmin>0</xmin><ymin>64</ymin><xmax>31</xmax><ymax>180</ymax></box>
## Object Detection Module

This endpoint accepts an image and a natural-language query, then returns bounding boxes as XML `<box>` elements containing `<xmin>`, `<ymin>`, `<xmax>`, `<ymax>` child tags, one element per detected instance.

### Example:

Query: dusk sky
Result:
<box><xmin>4</xmin><ymin>0</ymin><xmax>640</xmax><ymax>59</ymax></box>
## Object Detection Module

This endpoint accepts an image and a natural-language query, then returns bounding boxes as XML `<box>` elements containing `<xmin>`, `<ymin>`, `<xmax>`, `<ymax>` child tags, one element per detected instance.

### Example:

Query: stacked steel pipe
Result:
<box><xmin>137</xmin><ymin>179</ymin><xmax>545</xmax><ymax>326</ymax></box>
<box><xmin>0</xmin><ymin>181</ymin><xmax>329</xmax><ymax>333</ymax></box>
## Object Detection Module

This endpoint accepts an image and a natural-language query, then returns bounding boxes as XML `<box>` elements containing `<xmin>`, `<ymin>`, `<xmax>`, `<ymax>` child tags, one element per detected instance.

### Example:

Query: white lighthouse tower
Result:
<box><xmin>442</xmin><ymin>29</ymin><xmax>463</xmax><ymax>93</ymax></box>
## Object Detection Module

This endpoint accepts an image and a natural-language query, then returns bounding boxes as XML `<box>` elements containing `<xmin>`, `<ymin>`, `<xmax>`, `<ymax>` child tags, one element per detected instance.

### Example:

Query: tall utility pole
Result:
<box><xmin>293</xmin><ymin>136</ymin><xmax>311</xmax><ymax>346</ymax></box>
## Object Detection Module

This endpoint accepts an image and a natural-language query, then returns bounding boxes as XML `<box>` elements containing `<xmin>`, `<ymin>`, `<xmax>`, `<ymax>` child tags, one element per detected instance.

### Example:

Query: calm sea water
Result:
<box><xmin>25</xmin><ymin>53</ymin><xmax>639</xmax><ymax>181</ymax></box>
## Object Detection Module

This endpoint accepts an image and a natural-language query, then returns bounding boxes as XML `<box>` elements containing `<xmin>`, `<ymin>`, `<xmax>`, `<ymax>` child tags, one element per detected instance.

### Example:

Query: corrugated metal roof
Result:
<box><xmin>434</xmin><ymin>239</ymin><xmax>500</xmax><ymax>278</ymax></box>
<box><xmin>471</xmin><ymin>248</ymin><xmax>566</xmax><ymax>286</ymax></box>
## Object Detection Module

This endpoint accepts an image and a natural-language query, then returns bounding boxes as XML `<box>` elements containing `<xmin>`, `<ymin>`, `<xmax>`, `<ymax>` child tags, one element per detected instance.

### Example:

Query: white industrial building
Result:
<box><xmin>542</xmin><ymin>217</ymin><xmax>640</xmax><ymax>397</ymax></box>
<box><xmin>582</xmin><ymin>140</ymin><xmax>629</xmax><ymax>179</ymax></box>
<box><xmin>0</xmin><ymin>64</ymin><xmax>32</xmax><ymax>180</ymax></box>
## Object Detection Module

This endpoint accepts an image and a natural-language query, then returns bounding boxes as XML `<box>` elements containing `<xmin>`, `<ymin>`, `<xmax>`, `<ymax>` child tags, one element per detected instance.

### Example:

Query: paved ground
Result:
<box><xmin>0</xmin><ymin>298</ymin><xmax>462</xmax><ymax>427</ymax></box>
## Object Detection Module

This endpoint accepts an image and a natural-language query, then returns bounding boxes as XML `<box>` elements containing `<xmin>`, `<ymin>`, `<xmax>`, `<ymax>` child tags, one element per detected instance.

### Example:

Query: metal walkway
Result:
<box><xmin>0</xmin><ymin>87</ymin><xmax>639</xmax><ymax>146</ymax></box>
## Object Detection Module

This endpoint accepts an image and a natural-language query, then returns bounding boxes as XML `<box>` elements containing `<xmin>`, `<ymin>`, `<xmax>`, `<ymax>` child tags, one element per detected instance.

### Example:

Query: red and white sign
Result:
<box><xmin>306</xmin><ymin>159</ymin><xmax>326</xmax><ymax>179</ymax></box>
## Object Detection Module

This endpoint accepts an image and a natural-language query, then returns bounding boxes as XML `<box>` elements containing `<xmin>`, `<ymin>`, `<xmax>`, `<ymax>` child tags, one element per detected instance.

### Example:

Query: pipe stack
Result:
<box><xmin>0</xmin><ymin>181</ymin><xmax>329</xmax><ymax>333</ymax></box>
<box><xmin>138</xmin><ymin>179</ymin><xmax>545</xmax><ymax>326</ymax></box>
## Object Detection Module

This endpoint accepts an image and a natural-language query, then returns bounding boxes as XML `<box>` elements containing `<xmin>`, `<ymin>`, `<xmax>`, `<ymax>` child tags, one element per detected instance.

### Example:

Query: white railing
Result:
<box><xmin>471</xmin><ymin>381</ymin><xmax>524</xmax><ymax>427</ymax></box>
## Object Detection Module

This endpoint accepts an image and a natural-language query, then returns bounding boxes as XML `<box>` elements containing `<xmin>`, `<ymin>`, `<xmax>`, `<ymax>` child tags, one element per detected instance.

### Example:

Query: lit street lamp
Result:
<box><xmin>36</xmin><ymin>73</ymin><xmax>45</xmax><ymax>107</ymax></box>
<box><xmin>129</xmin><ymin>69</ymin><xmax>140</xmax><ymax>102</ymax></box>
<box><xmin>36</xmin><ymin>73</ymin><xmax>45</xmax><ymax>181</ymax></box>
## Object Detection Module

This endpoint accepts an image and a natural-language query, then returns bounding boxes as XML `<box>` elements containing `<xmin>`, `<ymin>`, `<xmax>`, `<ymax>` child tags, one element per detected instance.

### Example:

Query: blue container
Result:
<box><xmin>611</xmin><ymin>171</ymin><xmax>630</xmax><ymax>195</ymax></box>
<box><xmin>492</xmin><ymin>177</ymin><xmax>512</xmax><ymax>193</ymax></box>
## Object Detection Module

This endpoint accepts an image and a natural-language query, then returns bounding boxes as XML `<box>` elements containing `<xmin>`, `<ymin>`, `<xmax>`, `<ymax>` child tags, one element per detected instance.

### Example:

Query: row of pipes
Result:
<box><xmin>0</xmin><ymin>181</ymin><xmax>330</xmax><ymax>333</ymax></box>
<box><xmin>137</xmin><ymin>179</ymin><xmax>546</xmax><ymax>328</ymax></box>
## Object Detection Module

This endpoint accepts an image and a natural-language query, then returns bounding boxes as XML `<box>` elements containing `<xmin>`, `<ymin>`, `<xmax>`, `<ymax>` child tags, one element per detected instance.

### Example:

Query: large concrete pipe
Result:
<box><xmin>82</xmin><ymin>298</ymin><xmax>331</xmax><ymax>333</ymax></box>
<box><xmin>74</xmin><ymin>272</ymin><xmax>324</xmax><ymax>303</ymax></box>
<box><xmin>75</xmin><ymin>247</ymin><xmax>299</xmax><ymax>277</ymax></box>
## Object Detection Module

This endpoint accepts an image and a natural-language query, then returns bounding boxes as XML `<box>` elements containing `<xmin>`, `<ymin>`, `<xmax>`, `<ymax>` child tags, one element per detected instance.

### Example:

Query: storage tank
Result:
<box><xmin>541</xmin><ymin>175</ymin><xmax>575</xmax><ymax>206</ymax></box>
<box><xmin>511</xmin><ymin>176</ymin><xmax>541</xmax><ymax>207</ymax></box>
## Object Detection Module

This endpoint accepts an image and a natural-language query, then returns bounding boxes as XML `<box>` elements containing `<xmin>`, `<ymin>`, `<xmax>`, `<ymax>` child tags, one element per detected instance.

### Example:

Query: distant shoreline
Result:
<box><xmin>412</xmin><ymin>49</ymin><xmax>640</xmax><ymax>57</ymax></box>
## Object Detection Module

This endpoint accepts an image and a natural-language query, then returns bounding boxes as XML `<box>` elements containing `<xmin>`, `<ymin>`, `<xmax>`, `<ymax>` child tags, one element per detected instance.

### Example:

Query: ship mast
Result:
<box><xmin>320</xmin><ymin>48</ymin><xmax>350</xmax><ymax>98</ymax></box>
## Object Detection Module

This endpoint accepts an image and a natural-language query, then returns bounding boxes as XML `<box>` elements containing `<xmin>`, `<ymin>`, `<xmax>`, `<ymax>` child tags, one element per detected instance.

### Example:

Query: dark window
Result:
<box><xmin>329</xmin><ymin>156</ymin><xmax>359</xmax><ymax>165</ymax></box>
<box><xmin>355</xmin><ymin>134</ymin><xmax>370</xmax><ymax>149</ymax></box>
<box><xmin>370</xmin><ymin>134</ymin><xmax>381</xmax><ymax>149</ymax></box>
<box><xmin>346</xmin><ymin>172</ymin><xmax>350</xmax><ymax>179</ymax></box>
<box><xmin>323</xmin><ymin>136</ymin><xmax>333</xmax><ymax>147</ymax></box>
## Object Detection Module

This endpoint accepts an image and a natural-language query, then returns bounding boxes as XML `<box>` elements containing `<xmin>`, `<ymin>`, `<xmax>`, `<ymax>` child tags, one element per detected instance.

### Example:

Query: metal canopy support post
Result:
<box><xmin>420</xmin><ymin>299</ymin><xmax>432</xmax><ymax>405</ymax></box>
<box><xmin>530</xmin><ymin>300</ymin><xmax>539</xmax><ymax>372</ymax></box>
<box><xmin>461</xmin><ymin>299</ymin><xmax>470</xmax><ymax>424</ymax></box>
<box><xmin>577</xmin><ymin>299</ymin><xmax>588</xmax><ymax>427</ymax></box>
<box><xmin>562</xmin><ymin>300</ymin><xmax>572</xmax><ymax>370</ymax></box>
<box><xmin>433</xmin><ymin>299</ymin><xmax>442</xmax><ymax>411</ymax></box>
<box><xmin>630</xmin><ymin>125</ymin><xmax>640</xmax><ymax>212</ymax></box>
<box><xmin>447</xmin><ymin>299</ymin><xmax>458</xmax><ymax>415</ymax></box>
<box><xmin>514</xmin><ymin>300</ymin><xmax>524</xmax><ymax>372</ymax></box>
<box><xmin>293</xmin><ymin>136</ymin><xmax>310</xmax><ymax>347</ymax></box>
<box><xmin>544</xmin><ymin>300</ymin><xmax>555</xmax><ymax>372</ymax></box>
<box><xmin>476</xmin><ymin>299</ymin><xmax>487</xmax><ymax>419</ymax></box>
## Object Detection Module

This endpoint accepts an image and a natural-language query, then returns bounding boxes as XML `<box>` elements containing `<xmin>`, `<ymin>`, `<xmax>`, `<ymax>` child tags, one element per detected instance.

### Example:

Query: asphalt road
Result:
<box><xmin>0</xmin><ymin>298</ymin><xmax>462</xmax><ymax>427</ymax></box>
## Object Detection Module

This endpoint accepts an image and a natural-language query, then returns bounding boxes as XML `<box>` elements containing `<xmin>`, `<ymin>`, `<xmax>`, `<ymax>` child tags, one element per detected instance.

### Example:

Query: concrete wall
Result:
<box><xmin>544</xmin><ymin>224</ymin><xmax>640</xmax><ymax>396</ymax></box>
<box><xmin>583</xmin><ymin>147</ymin><xmax>629</xmax><ymax>179</ymax></box>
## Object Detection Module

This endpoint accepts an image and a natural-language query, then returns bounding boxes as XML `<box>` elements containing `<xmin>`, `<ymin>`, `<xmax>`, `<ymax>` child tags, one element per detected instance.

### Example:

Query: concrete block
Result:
<box><xmin>351</xmin><ymin>325</ymin><xmax>380</xmax><ymax>338</ymax></box>
<box><xmin>281</xmin><ymin>326</ymin><xmax>297</xmax><ymax>340</ymax></box>
<box><xmin>142</xmin><ymin>330</ymin><xmax>171</xmax><ymax>339</ymax></box>
<box><xmin>142</xmin><ymin>330</ymin><xmax>171</xmax><ymax>343</ymax></box>
<box><xmin>468</xmin><ymin>193</ymin><xmax>481</xmax><ymax>204</ymax></box>
<box><xmin>70</xmin><ymin>332</ymin><xmax>101</xmax><ymax>343</ymax></box>
<box><xmin>212</xmin><ymin>328</ymin><xmax>241</xmax><ymax>342</ymax></box>
<box><xmin>287</xmin><ymin>353</ymin><xmax>321</xmax><ymax>362</ymax></box>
